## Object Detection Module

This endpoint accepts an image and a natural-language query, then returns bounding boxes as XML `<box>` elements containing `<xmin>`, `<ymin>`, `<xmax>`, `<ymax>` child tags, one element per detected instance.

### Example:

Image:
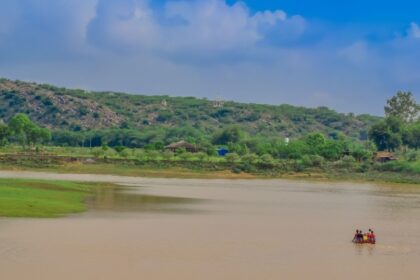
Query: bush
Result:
<box><xmin>260</xmin><ymin>154</ymin><xmax>275</xmax><ymax>164</ymax></box>
<box><xmin>225</xmin><ymin>153</ymin><xmax>240</xmax><ymax>163</ymax></box>
<box><xmin>335</xmin><ymin>155</ymin><xmax>357</xmax><ymax>169</ymax></box>
<box><xmin>356</xmin><ymin>161</ymin><xmax>371</xmax><ymax>173</ymax></box>
<box><xmin>91</xmin><ymin>147</ymin><xmax>103</xmax><ymax>158</ymax></box>
<box><xmin>241</xmin><ymin>153</ymin><xmax>259</xmax><ymax>164</ymax></box>
<box><xmin>404</xmin><ymin>151</ymin><xmax>418</xmax><ymax>162</ymax></box>
<box><xmin>301</xmin><ymin>155</ymin><xmax>325</xmax><ymax>168</ymax></box>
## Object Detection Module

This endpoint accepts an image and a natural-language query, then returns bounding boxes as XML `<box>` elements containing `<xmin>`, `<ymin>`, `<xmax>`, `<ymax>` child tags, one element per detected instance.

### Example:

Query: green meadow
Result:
<box><xmin>0</xmin><ymin>179</ymin><xmax>98</xmax><ymax>218</ymax></box>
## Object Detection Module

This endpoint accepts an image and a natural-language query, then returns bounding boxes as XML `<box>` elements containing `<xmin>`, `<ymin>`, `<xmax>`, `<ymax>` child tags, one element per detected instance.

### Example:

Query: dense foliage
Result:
<box><xmin>0</xmin><ymin>78</ymin><xmax>380</xmax><ymax>145</ymax></box>
<box><xmin>0</xmin><ymin>113</ymin><xmax>51</xmax><ymax>147</ymax></box>
<box><xmin>1</xmin><ymin>79</ymin><xmax>418</xmax><ymax>176</ymax></box>
<box><xmin>369</xmin><ymin>92</ymin><xmax>419</xmax><ymax>151</ymax></box>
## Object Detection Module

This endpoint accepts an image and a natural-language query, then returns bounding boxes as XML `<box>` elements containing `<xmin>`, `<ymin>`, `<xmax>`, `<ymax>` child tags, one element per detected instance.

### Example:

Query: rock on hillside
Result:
<box><xmin>0</xmin><ymin>79</ymin><xmax>124</xmax><ymax>129</ymax></box>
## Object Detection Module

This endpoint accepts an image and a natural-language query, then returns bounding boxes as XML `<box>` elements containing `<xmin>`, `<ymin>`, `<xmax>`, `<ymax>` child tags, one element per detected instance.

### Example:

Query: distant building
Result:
<box><xmin>165</xmin><ymin>140</ymin><xmax>198</xmax><ymax>153</ymax></box>
<box><xmin>212</xmin><ymin>98</ymin><xmax>224</xmax><ymax>108</ymax></box>
<box><xmin>217</xmin><ymin>147</ymin><xmax>229</xmax><ymax>157</ymax></box>
<box><xmin>374</xmin><ymin>152</ymin><xmax>397</xmax><ymax>163</ymax></box>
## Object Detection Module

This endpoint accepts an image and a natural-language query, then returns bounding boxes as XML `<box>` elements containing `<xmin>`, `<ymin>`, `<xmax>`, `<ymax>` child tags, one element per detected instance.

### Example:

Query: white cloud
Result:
<box><xmin>88</xmin><ymin>0</ymin><xmax>159</xmax><ymax>50</ymax></box>
<box><xmin>1</xmin><ymin>0</ymin><xmax>420</xmax><ymax>115</ymax></box>
<box><xmin>0</xmin><ymin>0</ymin><xmax>97</xmax><ymax>58</ymax></box>
<box><xmin>87</xmin><ymin>0</ymin><xmax>305</xmax><ymax>53</ymax></box>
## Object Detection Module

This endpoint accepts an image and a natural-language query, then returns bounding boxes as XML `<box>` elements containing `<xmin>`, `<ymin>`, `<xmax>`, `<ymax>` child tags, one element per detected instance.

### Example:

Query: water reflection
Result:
<box><xmin>87</xmin><ymin>185</ymin><xmax>205</xmax><ymax>214</ymax></box>
<box><xmin>353</xmin><ymin>243</ymin><xmax>376</xmax><ymax>256</ymax></box>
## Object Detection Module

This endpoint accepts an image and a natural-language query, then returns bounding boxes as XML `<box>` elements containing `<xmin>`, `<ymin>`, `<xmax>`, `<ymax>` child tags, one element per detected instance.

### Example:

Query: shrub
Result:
<box><xmin>335</xmin><ymin>155</ymin><xmax>357</xmax><ymax>169</ymax></box>
<box><xmin>260</xmin><ymin>154</ymin><xmax>275</xmax><ymax>164</ymax></box>
<box><xmin>404</xmin><ymin>151</ymin><xmax>418</xmax><ymax>162</ymax></box>
<box><xmin>241</xmin><ymin>153</ymin><xmax>259</xmax><ymax>164</ymax></box>
<box><xmin>225</xmin><ymin>153</ymin><xmax>240</xmax><ymax>163</ymax></box>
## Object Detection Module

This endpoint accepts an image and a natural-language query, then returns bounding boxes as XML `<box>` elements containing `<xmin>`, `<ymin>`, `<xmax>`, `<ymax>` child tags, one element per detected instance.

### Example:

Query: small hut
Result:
<box><xmin>374</xmin><ymin>152</ymin><xmax>397</xmax><ymax>163</ymax></box>
<box><xmin>217</xmin><ymin>147</ymin><xmax>229</xmax><ymax>157</ymax></box>
<box><xmin>165</xmin><ymin>140</ymin><xmax>198</xmax><ymax>153</ymax></box>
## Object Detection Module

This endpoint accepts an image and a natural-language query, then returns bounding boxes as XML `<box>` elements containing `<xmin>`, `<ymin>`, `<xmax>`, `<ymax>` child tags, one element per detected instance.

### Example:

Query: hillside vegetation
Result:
<box><xmin>0</xmin><ymin>78</ymin><xmax>380</xmax><ymax>146</ymax></box>
<box><xmin>0</xmin><ymin>79</ymin><xmax>419</xmax><ymax>184</ymax></box>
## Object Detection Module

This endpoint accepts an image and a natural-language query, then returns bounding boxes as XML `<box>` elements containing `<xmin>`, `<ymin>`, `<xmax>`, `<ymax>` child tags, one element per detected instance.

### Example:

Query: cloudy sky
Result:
<box><xmin>1</xmin><ymin>0</ymin><xmax>419</xmax><ymax>115</ymax></box>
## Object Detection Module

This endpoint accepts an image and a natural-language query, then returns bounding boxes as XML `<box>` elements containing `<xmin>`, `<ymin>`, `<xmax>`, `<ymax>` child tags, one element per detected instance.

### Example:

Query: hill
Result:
<box><xmin>0</xmin><ymin>78</ymin><xmax>381</xmax><ymax>146</ymax></box>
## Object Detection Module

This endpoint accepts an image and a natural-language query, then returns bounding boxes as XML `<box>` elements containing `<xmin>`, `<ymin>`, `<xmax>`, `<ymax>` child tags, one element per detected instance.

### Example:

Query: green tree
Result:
<box><xmin>283</xmin><ymin>140</ymin><xmax>309</xmax><ymax>159</ymax></box>
<box><xmin>369</xmin><ymin>121</ymin><xmax>392</xmax><ymax>151</ymax></box>
<box><xmin>0</xmin><ymin>124</ymin><xmax>10</xmax><ymax>146</ymax></box>
<box><xmin>304</xmin><ymin>133</ymin><xmax>326</xmax><ymax>149</ymax></box>
<box><xmin>349</xmin><ymin>143</ymin><xmax>372</xmax><ymax>162</ymax></box>
<box><xmin>385</xmin><ymin>91</ymin><xmax>419</xmax><ymax>122</ymax></box>
<box><xmin>8</xmin><ymin>114</ymin><xmax>51</xmax><ymax>148</ymax></box>
<box><xmin>403</xmin><ymin>122</ymin><xmax>420</xmax><ymax>149</ymax></box>
<box><xmin>27</xmin><ymin>125</ymin><xmax>51</xmax><ymax>146</ymax></box>
<box><xmin>227</xmin><ymin>142</ymin><xmax>249</xmax><ymax>156</ymax></box>
<box><xmin>8</xmin><ymin>114</ymin><xmax>31</xmax><ymax>146</ymax></box>
<box><xmin>319</xmin><ymin>140</ymin><xmax>346</xmax><ymax>160</ymax></box>
<box><xmin>212</xmin><ymin>126</ymin><xmax>245</xmax><ymax>145</ymax></box>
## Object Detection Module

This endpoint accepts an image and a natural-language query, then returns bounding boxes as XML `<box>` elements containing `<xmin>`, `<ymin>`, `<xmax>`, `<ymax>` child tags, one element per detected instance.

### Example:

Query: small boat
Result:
<box><xmin>352</xmin><ymin>229</ymin><xmax>376</xmax><ymax>244</ymax></box>
<box><xmin>352</xmin><ymin>239</ymin><xmax>376</xmax><ymax>244</ymax></box>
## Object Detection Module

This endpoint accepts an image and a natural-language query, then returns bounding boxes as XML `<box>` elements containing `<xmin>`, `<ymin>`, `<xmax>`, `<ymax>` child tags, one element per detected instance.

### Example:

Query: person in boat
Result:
<box><xmin>368</xmin><ymin>229</ymin><xmax>376</xmax><ymax>243</ymax></box>
<box><xmin>353</xmin><ymin>230</ymin><xmax>359</xmax><ymax>243</ymax></box>
<box><xmin>363</xmin><ymin>232</ymin><xmax>368</xmax><ymax>242</ymax></box>
<box><xmin>353</xmin><ymin>230</ymin><xmax>363</xmax><ymax>243</ymax></box>
<box><xmin>358</xmin><ymin>230</ymin><xmax>364</xmax><ymax>242</ymax></box>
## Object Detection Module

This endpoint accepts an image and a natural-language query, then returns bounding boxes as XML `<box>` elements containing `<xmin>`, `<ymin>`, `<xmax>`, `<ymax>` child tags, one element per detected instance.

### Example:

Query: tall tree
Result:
<box><xmin>368</xmin><ymin>119</ymin><xmax>404</xmax><ymax>152</ymax></box>
<box><xmin>385</xmin><ymin>91</ymin><xmax>419</xmax><ymax>122</ymax></box>
<box><xmin>369</xmin><ymin>121</ymin><xmax>391</xmax><ymax>151</ymax></box>
<box><xmin>0</xmin><ymin>124</ymin><xmax>10</xmax><ymax>146</ymax></box>
<box><xmin>403</xmin><ymin>121</ymin><xmax>420</xmax><ymax>149</ymax></box>
<box><xmin>8</xmin><ymin>114</ymin><xmax>51</xmax><ymax>148</ymax></box>
<box><xmin>212</xmin><ymin>126</ymin><xmax>245</xmax><ymax>145</ymax></box>
<box><xmin>8</xmin><ymin>114</ymin><xmax>32</xmax><ymax>147</ymax></box>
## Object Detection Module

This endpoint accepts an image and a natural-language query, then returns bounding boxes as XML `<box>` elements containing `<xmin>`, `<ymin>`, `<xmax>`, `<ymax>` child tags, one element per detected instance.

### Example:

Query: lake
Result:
<box><xmin>1</xmin><ymin>173</ymin><xmax>420</xmax><ymax>279</ymax></box>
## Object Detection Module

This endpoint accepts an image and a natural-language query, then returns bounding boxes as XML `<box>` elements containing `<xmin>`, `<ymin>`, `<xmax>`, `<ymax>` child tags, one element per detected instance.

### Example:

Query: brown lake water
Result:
<box><xmin>1</xmin><ymin>172</ymin><xmax>420</xmax><ymax>279</ymax></box>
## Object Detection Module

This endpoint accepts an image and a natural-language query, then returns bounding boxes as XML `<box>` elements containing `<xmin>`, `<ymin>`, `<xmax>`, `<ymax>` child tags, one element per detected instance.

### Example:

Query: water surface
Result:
<box><xmin>1</xmin><ymin>173</ymin><xmax>420</xmax><ymax>279</ymax></box>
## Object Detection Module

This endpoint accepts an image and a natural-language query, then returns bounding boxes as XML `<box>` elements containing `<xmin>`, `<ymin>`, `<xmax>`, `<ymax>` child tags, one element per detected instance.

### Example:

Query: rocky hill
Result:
<box><xmin>0</xmin><ymin>78</ymin><xmax>380</xmax><ymax>140</ymax></box>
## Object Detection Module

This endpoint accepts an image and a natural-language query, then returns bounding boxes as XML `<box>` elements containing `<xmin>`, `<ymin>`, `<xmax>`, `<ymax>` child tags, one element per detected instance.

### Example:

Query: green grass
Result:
<box><xmin>0</xmin><ymin>179</ymin><xmax>98</xmax><ymax>218</ymax></box>
<box><xmin>374</xmin><ymin>161</ymin><xmax>420</xmax><ymax>174</ymax></box>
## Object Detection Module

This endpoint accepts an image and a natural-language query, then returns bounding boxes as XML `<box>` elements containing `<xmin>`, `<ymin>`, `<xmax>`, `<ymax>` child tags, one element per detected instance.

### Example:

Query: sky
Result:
<box><xmin>0</xmin><ymin>0</ymin><xmax>419</xmax><ymax>115</ymax></box>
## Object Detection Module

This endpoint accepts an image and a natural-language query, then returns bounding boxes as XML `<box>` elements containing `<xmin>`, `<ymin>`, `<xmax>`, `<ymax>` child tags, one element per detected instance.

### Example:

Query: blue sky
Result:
<box><xmin>1</xmin><ymin>0</ymin><xmax>419</xmax><ymax>115</ymax></box>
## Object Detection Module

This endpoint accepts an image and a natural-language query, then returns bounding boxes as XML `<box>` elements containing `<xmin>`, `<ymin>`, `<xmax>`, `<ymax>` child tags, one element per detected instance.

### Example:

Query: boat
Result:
<box><xmin>352</xmin><ymin>239</ymin><xmax>376</xmax><ymax>244</ymax></box>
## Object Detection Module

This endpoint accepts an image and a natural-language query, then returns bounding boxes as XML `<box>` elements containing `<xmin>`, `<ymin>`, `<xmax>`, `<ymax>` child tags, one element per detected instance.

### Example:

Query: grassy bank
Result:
<box><xmin>0</xmin><ymin>179</ymin><xmax>101</xmax><ymax>218</ymax></box>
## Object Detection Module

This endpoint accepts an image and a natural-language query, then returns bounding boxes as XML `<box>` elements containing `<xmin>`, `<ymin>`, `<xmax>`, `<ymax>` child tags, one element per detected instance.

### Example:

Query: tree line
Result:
<box><xmin>1</xmin><ymin>91</ymin><xmax>417</xmax><ymax>165</ymax></box>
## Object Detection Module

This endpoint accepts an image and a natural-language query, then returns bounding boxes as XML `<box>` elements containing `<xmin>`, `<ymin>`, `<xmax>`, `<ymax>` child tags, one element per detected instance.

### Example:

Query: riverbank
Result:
<box><xmin>1</xmin><ymin>151</ymin><xmax>419</xmax><ymax>184</ymax></box>
<box><xmin>0</xmin><ymin>160</ymin><xmax>419</xmax><ymax>184</ymax></box>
